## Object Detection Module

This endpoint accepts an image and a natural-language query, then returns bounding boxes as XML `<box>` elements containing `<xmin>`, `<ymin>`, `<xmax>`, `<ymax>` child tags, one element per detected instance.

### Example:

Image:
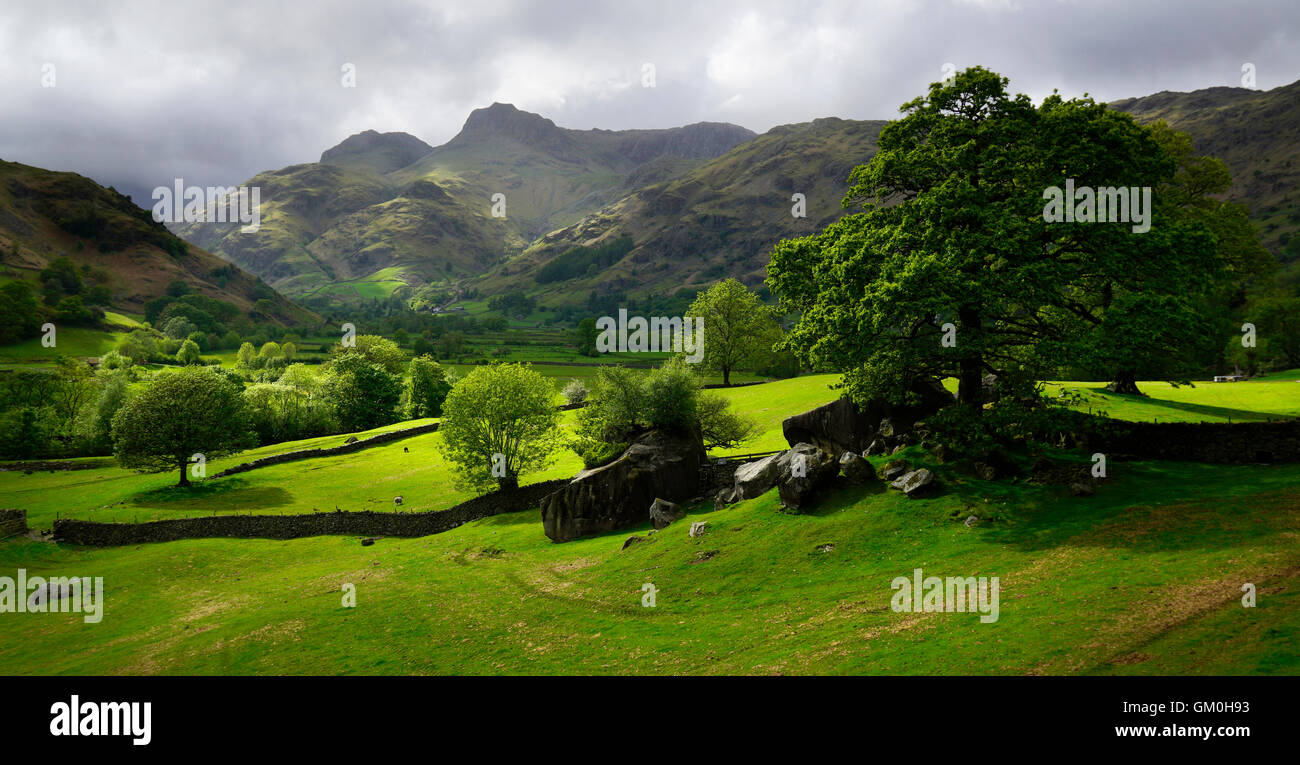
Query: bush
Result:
<box><xmin>561</xmin><ymin>379</ymin><xmax>588</xmax><ymax>406</ymax></box>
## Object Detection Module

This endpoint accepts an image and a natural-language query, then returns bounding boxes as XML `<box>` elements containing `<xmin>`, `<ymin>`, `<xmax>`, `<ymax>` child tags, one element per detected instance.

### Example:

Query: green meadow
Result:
<box><xmin>0</xmin><ymin>373</ymin><xmax>1296</xmax><ymax>675</ymax></box>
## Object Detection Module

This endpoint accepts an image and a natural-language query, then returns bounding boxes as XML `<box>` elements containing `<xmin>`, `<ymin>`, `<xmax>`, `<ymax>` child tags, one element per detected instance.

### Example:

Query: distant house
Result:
<box><xmin>1213</xmin><ymin>374</ymin><xmax>1246</xmax><ymax>382</ymax></box>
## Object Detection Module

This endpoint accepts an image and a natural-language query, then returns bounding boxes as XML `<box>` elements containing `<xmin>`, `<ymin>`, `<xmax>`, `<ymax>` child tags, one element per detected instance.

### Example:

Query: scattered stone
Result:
<box><xmin>882</xmin><ymin>460</ymin><xmax>910</xmax><ymax>481</ymax></box>
<box><xmin>890</xmin><ymin>468</ymin><xmax>936</xmax><ymax>498</ymax></box>
<box><xmin>1069</xmin><ymin>482</ymin><xmax>1096</xmax><ymax>497</ymax></box>
<box><xmin>344</xmin><ymin>436</ymin><xmax>359</xmax><ymax>444</ymax></box>
<box><xmin>649</xmin><ymin>498</ymin><xmax>685</xmax><ymax>530</ymax></box>
<box><xmin>891</xmin><ymin>444</ymin><xmax>906</xmax><ymax>455</ymax></box>
<box><xmin>816</xmin><ymin>543</ymin><xmax>835</xmax><ymax>553</ymax></box>
<box><xmin>689</xmin><ymin>521</ymin><xmax>708</xmax><ymax>538</ymax></box>
<box><xmin>964</xmin><ymin>515</ymin><xmax>980</xmax><ymax>528</ymax></box>
<box><xmin>838</xmin><ymin>451</ymin><xmax>875</xmax><ymax>484</ymax></box>
<box><xmin>691</xmin><ymin>549</ymin><xmax>718</xmax><ymax>563</ymax></box>
<box><xmin>621</xmin><ymin>535</ymin><xmax>645</xmax><ymax>550</ymax></box>
<box><xmin>361</xmin><ymin>537</ymin><xmax>376</xmax><ymax>546</ymax></box>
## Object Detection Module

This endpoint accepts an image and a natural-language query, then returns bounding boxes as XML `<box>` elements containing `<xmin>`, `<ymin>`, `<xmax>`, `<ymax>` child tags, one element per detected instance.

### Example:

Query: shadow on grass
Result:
<box><xmin>130</xmin><ymin>478</ymin><xmax>294</xmax><ymax>512</ymax></box>
<box><xmin>1082</xmin><ymin>386</ymin><xmax>1280</xmax><ymax>422</ymax></box>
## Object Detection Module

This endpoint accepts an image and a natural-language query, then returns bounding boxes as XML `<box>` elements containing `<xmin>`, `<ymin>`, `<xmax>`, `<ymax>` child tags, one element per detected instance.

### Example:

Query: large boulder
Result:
<box><xmin>776</xmin><ymin>443</ymin><xmax>839</xmax><ymax>511</ymax></box>
<box><xmin>542</xmin><ymin>430</ymin><xmax>706</xmax><ymax>542</ymax></box>
<box><xmin>732</xmin><ymin>452</ymin><xmax>787</xmax><ymax>500</ymax></box>
<box><xmin>781</xmin><ymin>381</ymin><xmax>957</xmax><ymax>455</ymax></box>
<box><xmin>781</xmin><ymin>397</ymin><xmax>876</xmax><ymax>457</ymax></box>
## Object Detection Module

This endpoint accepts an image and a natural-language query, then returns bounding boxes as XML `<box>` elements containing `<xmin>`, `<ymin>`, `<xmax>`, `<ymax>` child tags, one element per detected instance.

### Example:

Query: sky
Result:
<box><xmin>1</xmin><ymin>0</ymin><xmax>1298</xmax><ymax>204</ymax></box>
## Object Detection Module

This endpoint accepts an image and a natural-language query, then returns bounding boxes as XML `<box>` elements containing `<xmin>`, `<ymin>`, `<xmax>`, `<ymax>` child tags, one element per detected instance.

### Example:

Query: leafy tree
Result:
<box><xmin>439</xmin><ymin>363</ymin><xmax>562</xmax><ymax>491</ymax></box>
<box><xmin>322</xmin><ymin>354</ymin><xmax>401</xmax><ymax>432</ymax></box>
<box><xmin>403</xmin><ymin>355</ymin><xmax>452</xmax><ymax>419</ymax></box>
<box><xmin>572</xmin><ymin>317</ymin><xmax>599</xmax><ymax>356</ymax></box>
<box><xmin>561</xmin><ymin>378</ymin><xmax>588</xmax><ymax>405</ymax></box>
<box><xmin>236</xmin><ymin>341</ymin><xmax>257</xmax><ymax>369</ymax></box>
<box><xmin>768</xmin><ymin>67</ymin><xmax>1227</xmax><ymax>409</ymax></box>
<box><xmin>0</xmin><ymin>282</ymin><xmax>43</xmax><ymax>345</ymax></box>
<box><xmin>176</xmin><ymin>338</ymin><xmax>202</xmax><ymax>365</ymax></box>
<box><xmin>687</xmin><ymin>279</ymin><xmax>783</xmax><ymax>385</ymax></box>
<box><xmin>111</xmin><ymin>367</ymin><xmax>255</xmax><ymax>486</ymax></box>
<box><xmin>329</xmin><ymin>334</ymin><xmax>406</xmax><ymax>375</ymax></box>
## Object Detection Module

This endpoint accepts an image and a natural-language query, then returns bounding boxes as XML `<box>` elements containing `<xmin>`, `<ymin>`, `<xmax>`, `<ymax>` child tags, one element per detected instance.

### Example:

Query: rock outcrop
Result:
<box><xmin>781</xmin><ymin>381</ymin><xmax>956</xmax><ymax>455</ymax></box>
<box><xmin>541</xmin><ymin>429</ymin><xmax>706</xmax><ymax>542</ymax></box>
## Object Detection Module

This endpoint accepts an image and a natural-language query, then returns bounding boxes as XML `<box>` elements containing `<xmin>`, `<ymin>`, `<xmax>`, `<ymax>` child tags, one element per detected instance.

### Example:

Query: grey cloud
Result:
<box><xmin>0</xmin><ymin>0</ymin><xmax>1297</xmax><ymax>204</ymax></box>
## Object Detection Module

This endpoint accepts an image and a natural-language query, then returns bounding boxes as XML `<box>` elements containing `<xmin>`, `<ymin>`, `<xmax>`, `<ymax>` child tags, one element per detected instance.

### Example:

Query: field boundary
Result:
<box><xmin>50</xmin><ymin>480</ymin><xmax>568</xmax><ymax>546</ymax></box>
<box><xmin>210</xmin><ymin>422</ymin><xmax>442</xmax><ymax>478</ymax></box>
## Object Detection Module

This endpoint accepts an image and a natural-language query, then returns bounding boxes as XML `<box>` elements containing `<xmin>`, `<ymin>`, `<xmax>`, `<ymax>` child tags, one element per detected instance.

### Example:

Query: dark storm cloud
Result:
<box><xmin>1</xmin><ymin>0</ymin><xmax>1297</xmax><ymax>204</ymax></box>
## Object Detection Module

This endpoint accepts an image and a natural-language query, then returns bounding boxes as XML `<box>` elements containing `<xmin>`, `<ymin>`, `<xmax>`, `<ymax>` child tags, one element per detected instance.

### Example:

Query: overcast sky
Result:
<box><xmin>2</xmin><ymin>0</ymin><xmax>1298</xmax><ymax>204</ymax></box>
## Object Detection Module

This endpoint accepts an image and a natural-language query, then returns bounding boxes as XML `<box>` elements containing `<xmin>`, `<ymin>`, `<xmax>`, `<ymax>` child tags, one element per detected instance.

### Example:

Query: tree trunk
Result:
<box><xmin>722</xmin><ymin>366</ymin><xmax>731</xmax><ymax>387</ymax></box>
<box><xmin>956</xmin><ymin>307</ymin><xmax>983</xmax><ymax>413</ymax></box>
<box><xmin>497</xmin><ymin>474</ymin><xmax>519</xmax><ymax>493</ymax></box>
<box><xmin>178</xmin><ymin>460</ymin><xmax>191</xmax><ymax>487</ymax></box>
<box><xmin>1106</xmin><ymin>368</ymin><xmax>1143</xmax><ymax>395</ymax></box>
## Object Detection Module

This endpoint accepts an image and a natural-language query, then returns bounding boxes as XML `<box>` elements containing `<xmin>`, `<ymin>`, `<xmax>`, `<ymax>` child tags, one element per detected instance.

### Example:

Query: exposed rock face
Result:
<box><xmin>649</xmin><ymin>498</ymin><xmax>685</xmax><ymax>530</ymax></box>
<box><xmin>689</xmin><ymin>521</ymin><xmax>709</xmax><ymax>538</ymax></box>
<box><xmin>781</xmin><ymin>382</ymin><xmax>957</xmax><ymax>456</ymax></box>
<box><xmin>542</xmin><ymin>429</ymin><xmax>705</xmax><ymax>542</ymax></box>
<box><xmin>782</xmin><ymin>397</ymin><xmax>877</xmax><ymax>457</ymax></box>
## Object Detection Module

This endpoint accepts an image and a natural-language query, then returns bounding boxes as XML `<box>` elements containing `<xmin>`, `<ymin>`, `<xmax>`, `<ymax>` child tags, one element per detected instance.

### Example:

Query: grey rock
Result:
<box><xmin>1070</xmin><ymin>482</ymin><xmax>1096</xmax><ymax>497</ymax></box>
<box><xmin>882</xmin><ymin>460</ymin><xmax>910</xmax><ymax>480</ymax></box>
<box><xmin>621</xmin><ymin>535</ymin><xmax>645</xmax><ymax>550</ymax></box>
<box><xmin>733</xmin><ymin>451</ymin><xmax>786</xmax><ymax>500</ymax></box>
<box><xmin>542</xmin><ymin>429</ymin><xmax>706</xmax><ymax>542</ymax></box>
<box><xmin>689</xmin><ymin>521</ymin><xmax>708</xmax><ymax>538</ymax></box>
<box><xmin>649</xmin><ymin>498</ymin><xmax>685</xmax><ymax>530</ymax></box>
<box><xmin>891</xmin><ymin>468</ymin><xmax>936</xmax><ymax>497</ymax></box>
<box><xmin>838</xmin><ymin>451</ymin><xmax>875</xmax><ymax>484</ymax></box>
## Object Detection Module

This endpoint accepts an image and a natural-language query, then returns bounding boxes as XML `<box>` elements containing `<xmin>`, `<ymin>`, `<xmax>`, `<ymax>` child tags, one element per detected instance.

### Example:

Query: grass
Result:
<box><xmin>1046</xmin><ymin>377</ymin><xmax>1300</xmax><ymax>422</ymax></box>
<box><xmin>1</xmin><ymin>372</ymin><xmax>1297</xmax><ymax>675</ymax></box>
<box><xmin>1</xmin><ymin>452</ymin><xmax>1296</xmax><ymax>675</ymax></box>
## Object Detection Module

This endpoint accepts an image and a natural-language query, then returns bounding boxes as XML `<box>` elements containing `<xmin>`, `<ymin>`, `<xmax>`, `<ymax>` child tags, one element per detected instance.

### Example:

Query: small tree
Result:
<box><xmin>111</xmin><ymin>367</ymin><xmax>255</xmax><ymax>486</ymax></box>
<box><xmin>440</xmin><ymin>363</ymin><xmax>562</xmax><ymax>492</ymax></box>
<box><xmin>176</xmin><ymin>338</ymin><xmax>202</xmax><ymax>366</ymax></box>
<box><xmin>403</xmin><ymin>355</ymin><xmax>452</xmax><ymax>419</ymax></box>
<box><xmin>687</xmin><ymin>278</ymin><xmax>783</xmax><ymax>385</ymax></box>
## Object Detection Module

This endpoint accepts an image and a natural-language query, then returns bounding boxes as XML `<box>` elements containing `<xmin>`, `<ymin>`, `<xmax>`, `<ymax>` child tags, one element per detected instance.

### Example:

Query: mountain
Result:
<box><xmin>176</xmin><ymin>104</ymin><xmax>755</xmax><ymax>305</ymax></box>
<box><xmin>1111</xmin><ymin>78</ymin><xmax>1300</xmax><ymax>261</ymax></box>
<box><xmin>0</xmin><ymin>158</ymin><xmax>314</xmax><ymax>324</ymax></box>
<box><xmin>477</xmin><ymin>117</ymin><xmax>887</xmax><ymax>307</ymax></box>
<box><xmin>319</xmin><ymin>130</ymin><xmax>433</xmax><ymax>174</ymax></box>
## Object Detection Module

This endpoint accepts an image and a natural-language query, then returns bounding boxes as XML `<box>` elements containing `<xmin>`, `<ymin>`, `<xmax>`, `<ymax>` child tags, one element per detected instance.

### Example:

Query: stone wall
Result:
<box><xmin>51</xmin><ymin>479</ymin><xmax>566</xmax><ymax>547</ymax></box>
<box><xmin>1093</xmin><ymin>419</ymin><xmax>1300</xmax><ymax>464</ymax></box>
<box><xmin>211</xmin><ymin>422</ymin><xmax>441</xmax><ymax>478</ymax></box>
<box><xmin>0</xmin><ymin>509</ymin><xmax>27</xmax><ymax>539</ymax></box>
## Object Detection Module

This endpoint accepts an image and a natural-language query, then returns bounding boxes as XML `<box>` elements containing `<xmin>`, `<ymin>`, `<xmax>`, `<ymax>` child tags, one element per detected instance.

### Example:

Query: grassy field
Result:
<box><xmin>0</xmin><ymin>372</ymin><xmax>1297</xmax><ymax>675</ymax></box>
<box><xmin>1</xmin><ymin>451</ymin><xmax>1296</xmax><ymax>675</ymax></box>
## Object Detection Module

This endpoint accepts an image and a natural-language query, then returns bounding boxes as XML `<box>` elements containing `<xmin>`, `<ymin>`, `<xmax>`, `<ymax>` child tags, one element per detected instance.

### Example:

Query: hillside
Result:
<box><xmin>0</xmin><ymin>159</ymin><xmax>314</xmax><ymax>325</ymax></box>
<box><xmin>177</xmin><ymin>106</ymin><xmax>755</xmax><ymax>304</ymax></box>
<box><xmin>477</xmin><ymin>117</ymin><xmax>886</xmax><ymax>308</ymax></box>
<box><xmin>1111</xmin><ymin>78</ymin><xmax>1300</xmax><ymax>261</ymax></box>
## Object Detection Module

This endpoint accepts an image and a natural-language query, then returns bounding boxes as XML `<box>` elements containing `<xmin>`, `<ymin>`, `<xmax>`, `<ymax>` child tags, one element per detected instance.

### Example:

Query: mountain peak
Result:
<box><xmin>455</xmin><ymin>102</ymin><xmax>566</xmax><ymax>147</ymax></box>
<box><xmin>320</xmin><ymin>130</ymin><xmax>433</xmax><ymax>174</ymax></box>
